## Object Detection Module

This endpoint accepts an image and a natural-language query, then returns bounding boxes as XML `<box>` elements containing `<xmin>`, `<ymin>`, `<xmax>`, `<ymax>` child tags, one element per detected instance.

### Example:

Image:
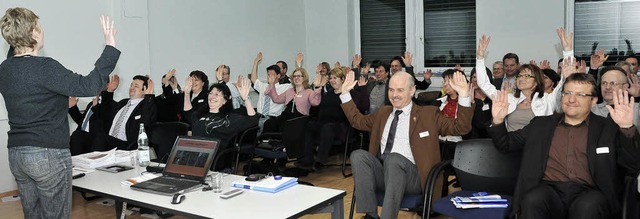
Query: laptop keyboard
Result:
<box><xmin>149</xmin><ymin>177</ymin><xmax>200</xmax><ymax>188</ymax></box>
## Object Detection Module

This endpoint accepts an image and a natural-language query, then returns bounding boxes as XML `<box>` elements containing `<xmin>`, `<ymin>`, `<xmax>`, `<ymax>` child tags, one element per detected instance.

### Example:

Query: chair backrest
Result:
<box><xmin>148</xmin><ymin>122</ymin><xmax>190</xmax><ymax>163</ymax></box>
<box><xmin>281</xmin><ymin>116</ymin><xmax>309</xmax><ymax>159</ymax></box>
<box><xmin>452</xmin><ymin>139</ymin><xmax>521</xmax><ymax>196</ymax></box>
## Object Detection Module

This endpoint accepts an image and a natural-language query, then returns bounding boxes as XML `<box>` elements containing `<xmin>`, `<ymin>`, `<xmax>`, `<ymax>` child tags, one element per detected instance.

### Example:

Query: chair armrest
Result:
<box><xmin>423</xmin><ymin>159</ymin><xmax>452</xmax><ymax>219</ymax></box>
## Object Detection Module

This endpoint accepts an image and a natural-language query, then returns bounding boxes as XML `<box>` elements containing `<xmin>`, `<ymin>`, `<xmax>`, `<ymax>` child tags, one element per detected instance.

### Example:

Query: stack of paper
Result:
<box><xmin>451</xmin><ymin>195</ymin><xmax>508</xmax><ymax>209</ymax></box>
<box><xmin>72</xmin><ymin>148</ymin><xmax>136</xmax><ymax>169</ymax></box>
<box><xmin>231</xmin><ymin>176</ymin><xmax>298</xmax><ymax>193</ymax></box>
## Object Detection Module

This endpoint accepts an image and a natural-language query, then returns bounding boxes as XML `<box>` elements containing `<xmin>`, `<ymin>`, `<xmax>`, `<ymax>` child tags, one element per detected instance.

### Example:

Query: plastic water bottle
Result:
<box><xmin>137</xmin><ymin>123</ymin><xmax>150</xmax><ymax>167</ymax></box>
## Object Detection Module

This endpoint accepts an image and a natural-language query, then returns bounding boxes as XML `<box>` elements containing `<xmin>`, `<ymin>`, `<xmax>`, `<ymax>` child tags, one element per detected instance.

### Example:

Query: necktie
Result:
<box><xmin>263</xmin><ymin>95</ymin><xmax>271</xmax><ymax>116</ymax></box>
<box><xmin>81</xmin><ymin>105</ymin><xmax>94</xmax><ymax>132</ymax></box>
<box><xmin>381</xmin><ymin>110</ymin><xmax>403</xmax><ymax>160</ymax></box>
<box><xmin>111</xmin><ymin>101</ymin><xmax>131</xmax><ymax>137</ymax></box>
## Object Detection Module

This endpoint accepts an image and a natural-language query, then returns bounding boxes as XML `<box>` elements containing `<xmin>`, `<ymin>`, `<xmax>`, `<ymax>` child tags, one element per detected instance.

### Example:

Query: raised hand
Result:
<box><xmin>557</xmin><ymin>28</ymin><xmax>573</xmax><ymax>51</ymax></box>
<box><xmin>69</xmin><ymin>97</ymin><xmax>78</xmax><ymax>108</ymax></box>
<box><xmin>162</xmin><ymin>69</ymin><xmax>176</xmax><ymax>86</ymax></box>
<box><xmin>560</xmin><ymin>57</ymin><xmax>578</xmax><ymax>78</ymax></box>
<box><xmin>491</xmin><ymin>90</ymin><xmax>510</xmax><ymax>125</ymax></box>
<box><xmin>363</xmin><ymin>62</ymin><xmax>371</xmax><ymax>74</ymax></box>
<box><xmin>424</xmin><ymin>69</ymin><xmax>433</xmax><ymax>80</ymax></box>
<box><xmin>402</xmin><ymin>51</ymin><xmax>413</xmax><ymax>67</ymax></box>
<box><xmin>357</xmin><ymin>75</ymin><xmax>367</xmax><ymax>87</ymax></box>
<box><xmin>449</xmin><ymin>71</ymin><xmax>469</xmax><ymax>98</ymax></box>
<box><xmin>184</xmin><ymin>76</ymin><xmax>193</xmax><ymax>93</ymax></box>
<box><xmin>254</xmin><ymin>52</ymin><xmax>263</xmax><ymax>64</ymax></box>
<box><xmin>100</xmin><ymin>15</ymin><xmax>117</xmax><ymax>47</ymax></box>
<box><xmin>335</xmin><ymin>61</ymin><xmax>342</xmax><ymax>69</ymax></box>
<box><xmin>540</xmin><ymin>60</ymin><xmax>551</xmax><ymax>70</ymax></box>
<box><xmin>606</xmin><ymin>89</ymin><xmax>635</xmax><ymax>128</ymax></box>
<box><xmin>529</xmin><ymin>60</ymin><xmax>537</xmax><ymax>66</ymax></box>
<box><xmin>341</xmin><ymin>71</ymin><xmax>358</xmax><ymax>93</ymax></box>
<box><xmin>216</xmin><ymin>64</ymin><xmax>225</xmax><ymax>81</ymax></box>
<box><xmin>296</xmin><ymin>52</ymin><xmax>304</xmax><ymax>67</ymax></box>
<box><xmin>312</xmin><ymin>70</ymin><xmax>322</xmax><ymax>87</ymax></box>
<box><xmin>144</xmin><ymin>75</ymin><xmax>154</xmax><ymax>95</ymax></box>
<box><xmin>477</xmin><ymin>35</ymin><xmax>491</xmax><ymax>59</ymax></box>
<box><xmin>237</xmin><ymin>76</ymin><xmax>251</xmax><ymax>101</ymax></box>
<box><xmin>106</xmin><ymin>74</ymin><xmax>120</xmax><ymax>92</ymax></box>
<box><xmin>577</xmin><ymin>60</ymin><xmax>587</xmax><ymax>73</ymax></box>
<box><xmin>352</xmin><ymin>54</ymin><xmax>362</xmax><ymax>68</ymax></box>
<box><xmin>92</xmin><ymin>96</ymin><xmax>100</xmax><ymax>106</ymax></box>
<box><xmin>590</xmin><ymin>48</ymin><xmax>609</xmax><ymax>69</ymax></box>
<box><xmin>627</xmin><ymin>73</ymin><xmax>640</xmax><ymax>97</ymax></box>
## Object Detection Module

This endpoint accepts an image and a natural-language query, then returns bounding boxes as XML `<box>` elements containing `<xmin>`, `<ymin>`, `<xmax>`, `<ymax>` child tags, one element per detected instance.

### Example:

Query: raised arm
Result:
<box><xmin>100</xmin><ymin>15</ymin><xmax>117</xmax><ymax>48</ymax></box>
<box><xmin>183</xmin><ymin>76</ymin><xmax>194</xmax><ymax>111</ymax></box>
<box><xmin>250</xmin><ymin>52</ymin><xmax>262</xmax><ymax>83</ymax></box>
<box><xmin>295</xmin><ymin>52</ymin><xmax>304</xmax><ymax>68</ymax></box>
<box><xmin>475</xmin><ymin>35</ymin><xmax>498</xmax><ymax>99</ymax></box>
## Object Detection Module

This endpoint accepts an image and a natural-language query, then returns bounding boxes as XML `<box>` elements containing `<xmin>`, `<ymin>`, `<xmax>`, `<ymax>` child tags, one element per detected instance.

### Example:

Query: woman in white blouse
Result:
<box><xmin>475</xmin><ymin>29</ymin><xmax>574</xmax><ymax>131</ymax></box>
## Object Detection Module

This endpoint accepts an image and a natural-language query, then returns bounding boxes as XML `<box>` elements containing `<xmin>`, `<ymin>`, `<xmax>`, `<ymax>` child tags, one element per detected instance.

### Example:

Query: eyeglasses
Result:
<box><xmin>600</xmin><ymin>81</ymin><xmax>626</xmax><ymax>87</ymax></box>
<box><xmin>292</xmin><ymin>75</ymin><xmax>303</xmax><ymax>78</ymax></box>
<box><xmin>515</xmin><ymin>74</ymin><xmax>535</xmax><ymax>79</ymax></box>
<box><xmin>208</xmin><ymin>92</ymin><xmax>223</xmax><ymax>97</ymax></box>
<box><xmin>561</xmin><ymin>91</ymin><xmax>594</xmax><ymax>98</ymax></box>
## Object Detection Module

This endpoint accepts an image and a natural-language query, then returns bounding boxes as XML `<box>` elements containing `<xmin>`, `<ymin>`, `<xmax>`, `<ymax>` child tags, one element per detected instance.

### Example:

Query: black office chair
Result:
<box><xmin>210</xmin><ymin>125</ymin><xmax>259</xmax><ymax>174</ymax></box>
<box><xmin>248</xmin><ymin>116</ymin><xmax>309</xmax><ymax>175</ymax></box>
<box><xmin>148</xmin><ymin>122</ymin><xmax>190</xmax><ymax>163</ymax></box>
<box><xmin>622</xmin><ymin>172</ymin><xmax>640</xmax><ymax>219</ymax></box>
<box><xmin>322</xmin><ymin>125</ymin><xmax>364</xmax><ymax>177</ymax></box>
<box><xmin>424</xmin><ymin>138</ymin><xmax>521</xmax><ymax>219</ymax></box>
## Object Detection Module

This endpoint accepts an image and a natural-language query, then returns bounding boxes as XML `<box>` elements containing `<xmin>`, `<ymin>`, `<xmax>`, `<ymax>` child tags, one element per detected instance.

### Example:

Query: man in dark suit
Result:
<box><xmin>101</xmin><ymin>75</ymin><xmax>157</xmax><ymax>150</ymax></box>
<box><xmin>488</xmin><ymin>73</ymin><xmax>640</xmax><ymax>219</ymax></box>
<box><xmin>341</xmin><ymin>71</ymin><xmax>473</xmax><ymax>219</ymax></box>
<box><xmin>68</xmin><ymin>96</ymin><xmax>109</xmax><ymax>155</ymax></box>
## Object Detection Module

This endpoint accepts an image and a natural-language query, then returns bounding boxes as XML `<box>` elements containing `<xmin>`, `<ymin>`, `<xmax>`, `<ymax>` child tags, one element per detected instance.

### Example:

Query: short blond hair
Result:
<box><xmin>1</xmin><ymin>8</ymin><xmax>39</xmax><ymax>53</ymax></box>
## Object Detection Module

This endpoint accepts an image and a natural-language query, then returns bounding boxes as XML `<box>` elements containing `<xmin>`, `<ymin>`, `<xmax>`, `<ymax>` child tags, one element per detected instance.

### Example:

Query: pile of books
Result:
<box><xmin>450</xmin><ymin>194</ymin><xmax>508</xmax><ymax>209</ymax></box>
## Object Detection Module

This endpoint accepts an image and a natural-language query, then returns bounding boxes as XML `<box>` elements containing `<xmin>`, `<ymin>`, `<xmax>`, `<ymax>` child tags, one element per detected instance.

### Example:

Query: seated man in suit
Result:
<box><xmin>488</xmin><ymin>73</ymin><xmax>640</xmax><ymax>218</ymax></box>
<box><xmin>101</xmin><ymin>75</ymin><xmax>157</xmax><ymax>150</ymax></box>
<box><xmin>68</xmin><ymin>95</ymin><xmax>109</xmax><ymax>155</ymax></box>
<box><xmin>341</xmin><ymin>71</ymin><xmax>473</xmax><ymax>219</ymax></box>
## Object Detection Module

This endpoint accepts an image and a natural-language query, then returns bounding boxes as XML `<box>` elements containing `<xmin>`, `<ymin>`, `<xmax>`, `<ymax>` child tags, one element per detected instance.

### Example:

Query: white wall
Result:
<box><xmin>476</xmin><ymin>0</ymin><xmax>566</xmax><ymax>69</ymax></box>
<box><xmin>303</xmin><ymin>0</ymin><xmax>351</xmax><ymax>71</ymax></box>
<box><xmin>148</xmin><ymin>0</ymin><xmax>307</xmax><ymax>82</ymax></box>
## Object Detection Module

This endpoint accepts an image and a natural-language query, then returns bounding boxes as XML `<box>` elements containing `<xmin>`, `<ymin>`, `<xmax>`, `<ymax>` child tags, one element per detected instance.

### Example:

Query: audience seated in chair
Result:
<box><xmin>249</xmin><ymin>52</ymin><xmax>289</xmax><ymax>134</ymax></box>
<box><xmin>296</xmin><ymin>67</ymin><xmax>368</xmax><ymax>171</ymax></box>
<box><xmin>487</xmin><ymin>73</ymin><xmax>640</xmax><ymax>219</ymax></box>
<box><xmin>341</xmin><ymin>70</ymin><xmax>473</xmax><ymax>219</ymax></box>
<box><xmin>262</xmin><ymin>64</ymin><xmax>321</xmax><ymax>133</ymax></box>
<box><xmin>183</xmin><ymin>77</ymin><xmax>258</xmax><ymax>171</ymax></box>
<box><xmin>68</xmin><ymin>95</ymin><xmax>109</xmax><ymax>155</ymax></box>
<box><xmin>101</xmin><ymin>75</ymin><xmax>157</xmax><ymax>150</ymax></box>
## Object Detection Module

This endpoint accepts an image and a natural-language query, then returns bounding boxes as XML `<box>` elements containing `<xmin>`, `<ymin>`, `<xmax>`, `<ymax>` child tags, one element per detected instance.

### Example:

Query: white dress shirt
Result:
<box><xmin>253</xmin><ymin>80</ymin><xmax>289</xmax><ymax>117</ymax></box>
<box><xmin>108</xmin><ymin>98</ymin><xmax>143</xmax><ymax>141</ymax></box>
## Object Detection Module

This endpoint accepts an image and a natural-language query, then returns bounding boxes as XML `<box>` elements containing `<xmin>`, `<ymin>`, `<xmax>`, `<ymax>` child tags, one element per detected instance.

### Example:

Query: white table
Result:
<box><xmin>72</xmin><ymin>166</ymin><xmax>346</xmax><ymax>219</ymax></box>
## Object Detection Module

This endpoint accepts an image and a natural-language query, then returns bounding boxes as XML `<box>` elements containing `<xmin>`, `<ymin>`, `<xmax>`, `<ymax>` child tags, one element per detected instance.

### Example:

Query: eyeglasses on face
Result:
<box><xmin>561</xmin><ymin>91</ymin><xmax>594</xmax><ymax>98</ymax></box>
<box><xmin>292</xmin><ymin>75</ymin><xmax>304</xmax><ymax>78</ymax></box>
<box><xmin>515</xmin><ymin>74</ymin><xmax>535</xmax><ymax>79</ymax></box>
<box><xmin>600</xmin><ymin>81</ymin><xmax>626</xmax><ymax>87</ymax></box>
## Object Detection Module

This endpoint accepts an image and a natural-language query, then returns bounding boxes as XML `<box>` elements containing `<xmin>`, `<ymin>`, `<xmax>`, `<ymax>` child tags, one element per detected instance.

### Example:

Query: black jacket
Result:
<box><xmin>487</xmin><ymin>113</ymin><xmax>640</xmax><ymax>218</ymax></box>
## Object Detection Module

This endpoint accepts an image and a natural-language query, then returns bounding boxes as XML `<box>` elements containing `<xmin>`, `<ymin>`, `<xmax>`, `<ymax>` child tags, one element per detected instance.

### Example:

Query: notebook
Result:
<box><xmin>130</xmin><ymin>136</ymin><xmax>220</xmax><ymax>195</ymax></box>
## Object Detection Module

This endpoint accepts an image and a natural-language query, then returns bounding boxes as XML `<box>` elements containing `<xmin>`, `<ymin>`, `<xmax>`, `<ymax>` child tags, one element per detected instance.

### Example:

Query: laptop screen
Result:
<box><xmin>164</xmin><ymin>136</ymin><xmax>219</xmax><ymax>180</ymax></box>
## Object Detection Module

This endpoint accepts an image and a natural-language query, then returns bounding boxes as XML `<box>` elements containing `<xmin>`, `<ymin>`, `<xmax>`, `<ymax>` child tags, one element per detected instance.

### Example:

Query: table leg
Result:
<box><xmin>115</xmin><ymin>201</ymin><xmax>127</xmax><ymax>219</ymax></box>
<box><xmin>331</xmin><ymin>197</ymin><xmax>344</xmax><ymax>219</ymax></box>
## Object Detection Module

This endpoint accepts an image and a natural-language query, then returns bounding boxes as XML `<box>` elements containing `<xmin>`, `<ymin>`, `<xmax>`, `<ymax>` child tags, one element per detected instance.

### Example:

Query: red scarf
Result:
<box><xmin>440</xmin><ymin>96</ymin><xmax>458</xmax><ymax>119</ymax></box>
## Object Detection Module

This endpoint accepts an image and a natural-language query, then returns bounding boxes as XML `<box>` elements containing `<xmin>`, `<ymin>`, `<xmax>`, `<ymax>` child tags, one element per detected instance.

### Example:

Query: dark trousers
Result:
<box><xmin>301</xmin><ymin>122</ymin><xmax>346</xmax><ymax>165</ymax></box>
<box><xmin>69</xmin><ymin>130</ymin><xmax>109</xmax><ymax>156</ymax></box>
<box><xmin>520</xmin><ymin>181</ymin><xmax>610</xmax><ymax>219</ymax></box>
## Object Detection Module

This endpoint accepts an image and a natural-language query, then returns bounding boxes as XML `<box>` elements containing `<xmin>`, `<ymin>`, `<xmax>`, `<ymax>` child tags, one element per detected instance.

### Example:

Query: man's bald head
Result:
<box><xmin>388</xmin><ymin>71</ymin><xmax>416</xmax><ymax>109</ymax></box>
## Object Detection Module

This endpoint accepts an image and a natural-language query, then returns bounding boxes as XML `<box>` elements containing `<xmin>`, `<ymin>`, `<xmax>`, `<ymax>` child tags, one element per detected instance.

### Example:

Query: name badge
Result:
<box><xmin>134</xmin><ymin>115</ymin><xmax>141</xmax><ymax>120</ymax></box>
<box><xmin>482</xmin><ymin>104</ymin><xmax>490</xmax><ymax>111</ymax></box>
<box><xmin>596</xmin><ymin>147</ymin><xmax>610</xmax><ymax>154</ymax></box>
<box><xmin>419</xmin><ymin>131</ymin><xmax>429</xmax><ymax>138</ymax></box>
<box><xmin>198</xmin><ymin>99</ymin><xmax>204</xmax><ymax>103</ymax></box>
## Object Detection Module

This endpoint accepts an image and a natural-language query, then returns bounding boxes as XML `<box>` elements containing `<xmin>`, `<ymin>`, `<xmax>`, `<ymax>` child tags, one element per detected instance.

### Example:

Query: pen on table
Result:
<box><xmin>72</xmin><ymin>173</ymin><xmax>86</xmax><ymax>179</ymax></box>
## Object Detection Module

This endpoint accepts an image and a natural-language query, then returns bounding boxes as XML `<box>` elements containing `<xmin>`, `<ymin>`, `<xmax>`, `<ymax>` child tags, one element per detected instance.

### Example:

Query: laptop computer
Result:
<box><xmin>131</xmin><ymin>136</ymin><xmax>220</xmax><ymax>195</ymax></box>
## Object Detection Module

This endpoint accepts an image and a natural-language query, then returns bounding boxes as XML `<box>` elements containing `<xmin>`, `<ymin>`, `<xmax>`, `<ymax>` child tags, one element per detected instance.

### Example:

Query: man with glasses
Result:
<box><xmin>488</xmin><ymin>73</ymin><xmax>640</xmax><ymax>219</ymax></box>
<box><xmin>591</xmin><ymin>66</ymin><xmax>640</xmax><ymax>127</ymax></box>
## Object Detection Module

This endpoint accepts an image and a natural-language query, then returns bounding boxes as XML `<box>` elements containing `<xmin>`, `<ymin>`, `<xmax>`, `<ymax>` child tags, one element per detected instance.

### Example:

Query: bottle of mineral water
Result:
<box><xmin>137</xmin><ymin>123</ymin><xmax>150</xmax><ymax>167</ymax></box>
